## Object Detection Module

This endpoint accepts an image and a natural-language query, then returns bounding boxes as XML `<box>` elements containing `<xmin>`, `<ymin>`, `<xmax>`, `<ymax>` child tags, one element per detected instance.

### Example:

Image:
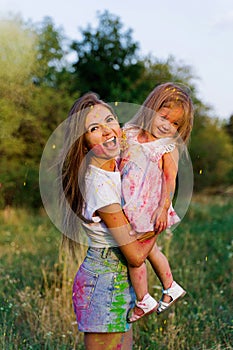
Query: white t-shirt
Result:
<box><xmin>82</xmin><ymin>165</ymin><xmax>121</xmax><ymax>248</ymax></box>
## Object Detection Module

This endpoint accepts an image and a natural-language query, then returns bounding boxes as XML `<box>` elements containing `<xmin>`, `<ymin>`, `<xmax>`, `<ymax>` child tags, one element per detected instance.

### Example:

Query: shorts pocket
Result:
<box><xmin>72</xmin><ymin>265</ymin><xmax>98</xmax><ymax>310</ymax></box>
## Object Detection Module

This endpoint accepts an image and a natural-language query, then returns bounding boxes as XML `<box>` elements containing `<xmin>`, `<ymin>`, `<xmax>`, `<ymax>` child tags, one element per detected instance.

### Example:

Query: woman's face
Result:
<box><xmin>85</xmin><ymin>104</ymin><xmax>121</xmax><ymax>159</ymax></box>
<box><xmin>151</xmin><ymin>106</ymin><xmax>184</xmax><ymax>139</ymax></box>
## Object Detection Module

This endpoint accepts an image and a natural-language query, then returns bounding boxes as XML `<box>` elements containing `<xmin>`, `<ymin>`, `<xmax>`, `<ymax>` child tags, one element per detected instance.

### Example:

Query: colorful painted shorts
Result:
<box><xmin>72</xmin><ymin>247</ymin><xmax>136</xmax><ymax>333</ymax></box>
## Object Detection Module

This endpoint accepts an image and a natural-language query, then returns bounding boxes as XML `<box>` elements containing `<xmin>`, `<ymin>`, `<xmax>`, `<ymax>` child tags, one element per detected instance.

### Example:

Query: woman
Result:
<box><xmin>60</xmin><ymin>92</ymin><xmax>157</xmax><ymax>350</ymax></box>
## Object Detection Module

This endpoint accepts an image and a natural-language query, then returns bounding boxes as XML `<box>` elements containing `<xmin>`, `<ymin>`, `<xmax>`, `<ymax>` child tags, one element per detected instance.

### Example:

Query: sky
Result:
<box><xmin>1</xmin><ymin>0</ymin><xmax>233</xmax><ymax>120</ymax></box>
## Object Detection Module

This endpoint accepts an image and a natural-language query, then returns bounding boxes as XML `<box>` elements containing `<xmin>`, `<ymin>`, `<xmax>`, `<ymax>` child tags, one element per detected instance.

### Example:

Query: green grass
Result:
<box><xmin>0</xmin><ymin>196</ymin><xmax>233</xmax><ymax>349</ymax></box>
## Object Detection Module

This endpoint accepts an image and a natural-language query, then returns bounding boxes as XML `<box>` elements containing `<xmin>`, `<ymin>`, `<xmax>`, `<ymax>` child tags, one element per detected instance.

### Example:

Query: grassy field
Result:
<box><xmin>0</xmin><ymin>195</ymin><xmax>232</xmax><ymax>349</ymax></box>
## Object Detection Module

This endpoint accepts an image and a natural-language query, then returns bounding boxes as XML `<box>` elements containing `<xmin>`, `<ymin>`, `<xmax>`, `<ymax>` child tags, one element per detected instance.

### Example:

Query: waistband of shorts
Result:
<box><xmin>87</xmin><ymin>246</ymin><xmax>124</xmax><ymax>261</ymax></box>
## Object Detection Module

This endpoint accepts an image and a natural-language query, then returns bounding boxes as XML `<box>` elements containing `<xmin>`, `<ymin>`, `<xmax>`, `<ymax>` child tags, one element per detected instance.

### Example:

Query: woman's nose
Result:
<box><xmin>101</xmin><ymin>124</ymin><xmax>111</xmax><ymax>134</ymax></box>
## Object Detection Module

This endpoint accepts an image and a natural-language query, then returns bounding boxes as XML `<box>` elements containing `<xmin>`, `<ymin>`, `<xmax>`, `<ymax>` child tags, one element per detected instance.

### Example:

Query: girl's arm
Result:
<box><xmin>97</xmin><ymin>204</ymin><xmax>156</xmax><ymax>267</ymax></box>
<box><xmin>152</xmin><ymin>148</ymin><xmax>179</xmax><ymax>233</ymax></box>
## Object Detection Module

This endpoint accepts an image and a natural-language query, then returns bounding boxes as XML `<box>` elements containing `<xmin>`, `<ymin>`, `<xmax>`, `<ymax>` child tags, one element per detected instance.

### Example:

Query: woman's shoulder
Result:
<box><xmin>85</xmin><ymin>166</ymin><xmax>121</xmax><ymax>192</ymax></box>
<box><xmin>86</xmin><ymin>164</ymin><xmax>120</xmax><ymax>179</ymax></box>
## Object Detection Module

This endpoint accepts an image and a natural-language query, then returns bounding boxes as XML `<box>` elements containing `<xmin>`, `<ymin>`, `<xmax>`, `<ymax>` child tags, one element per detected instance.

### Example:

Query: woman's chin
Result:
<box><xmin>92</xmin><ymin>144</ymin><xmax>120</xmax><ymax>159</ymax></box>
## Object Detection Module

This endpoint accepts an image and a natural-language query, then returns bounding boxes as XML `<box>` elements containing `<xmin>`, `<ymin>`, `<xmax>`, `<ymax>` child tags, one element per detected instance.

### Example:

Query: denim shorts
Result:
<box><xmin>72</xmin><ymin>247</ymin><xmax>136</xmax><ymax>333</ymax></box>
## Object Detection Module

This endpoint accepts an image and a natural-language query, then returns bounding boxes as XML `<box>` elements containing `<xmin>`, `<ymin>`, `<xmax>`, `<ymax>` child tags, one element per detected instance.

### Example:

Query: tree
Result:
<box><xmin>0</xmin><ymin>16</ymin><xmax>37</xmax><ymax>143</ymax></box>
<box><xmin>125</xmin><ymin>55</ymin><xmax>198</xmax><ymax>104</ymax></box>
<box><xmin>69</xmin><ymin>10</ymin><xmax>200</xmax><ymax>118</ymax></box>
<box><xmin>189</xmin><ymin>107</ymin><xmax>233</xmax><ymax>191</ymax></box>
<box><xmin>224</xmin><ymin>114</ymin><xmax>233</xmax><ymax>142</ymax></box>
<box><xmin>0</xmin><ymin>16</ymin><xmax>39</xmax><ymax>206</ymax></box>
<box><xmin>0</xmin><ymin>16</ymin><xmax>74</xmax><ymax>208</ymax></box>
<box><xmin>70</xmin><ymin>10</ymin><xmax>144</xmax><ymax>101</ymax></box>
<box><xmin>32</xmin><ymin>16</ymin><xmax>71</xmax><ymax>88</ymax></box>
<box><xmin>1</xmin><ymin>12</ymin><xmax>232</xmax><ymax>209</ymax></box>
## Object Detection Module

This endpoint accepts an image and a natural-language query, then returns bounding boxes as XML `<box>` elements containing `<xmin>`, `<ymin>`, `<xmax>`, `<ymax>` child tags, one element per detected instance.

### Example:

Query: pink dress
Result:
<box><xmin>121</xmin><ymin>128</ymin><xmax>180</xmax><ymax>233</ymax></box>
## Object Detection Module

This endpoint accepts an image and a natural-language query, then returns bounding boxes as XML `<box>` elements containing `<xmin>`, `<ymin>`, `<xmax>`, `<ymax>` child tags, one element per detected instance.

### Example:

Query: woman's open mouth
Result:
<box><xmin>103</xmin><ymin>136</ymin><xmax>117</xmax><ymax>149</ymax></box>
<box><xmin>90</xmin><ymin>136</ymin><xmax>120</xmax><ymax>158</ymax></box>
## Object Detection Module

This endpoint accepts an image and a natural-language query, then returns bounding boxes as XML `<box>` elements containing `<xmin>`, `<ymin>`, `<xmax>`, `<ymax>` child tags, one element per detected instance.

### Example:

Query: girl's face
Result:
<box><xmin>85</xmin><ymin>104</ymin><xmax>121</xmax><ymax>160</ymax></box>
<box><xmin>151</xmin><ymin>106</ymin><xmax>184</xmax><ymax>139</ymax></box>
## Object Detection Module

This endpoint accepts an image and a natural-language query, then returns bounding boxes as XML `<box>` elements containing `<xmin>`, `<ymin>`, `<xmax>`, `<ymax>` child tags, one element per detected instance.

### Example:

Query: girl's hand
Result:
<box><xmin>136</xmin><ymin>231</ymin><xmax>157</xmax><ymax>242</ymax></box>
<box><xmin>151</xmin><ymin>207</ymin><xmax>168</xmax><ymax>234</ymax></box>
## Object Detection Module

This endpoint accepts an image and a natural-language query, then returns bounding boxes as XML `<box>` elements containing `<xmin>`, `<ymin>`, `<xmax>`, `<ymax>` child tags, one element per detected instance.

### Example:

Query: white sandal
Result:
<box><xmin>157</xmin><ymin>281</ymin><xmax>186</xmax><ymax>315</ymax></box>
<box><xmin>127</xmin><ymin>293</ymin><xmax>158</xmax><ymax>323</ymax></box>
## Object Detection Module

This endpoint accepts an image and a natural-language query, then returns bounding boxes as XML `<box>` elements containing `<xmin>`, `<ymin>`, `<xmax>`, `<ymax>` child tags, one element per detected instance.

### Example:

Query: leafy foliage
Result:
<box><xmin>190</xmin><ymin>109</ymin><xmax>233</xmax><ymax>190</ymax></box>
<box><xmin>224</xmin><ymin>114</ymin><xmax>233</xmax><ymax>141</ymax></box>
<box><xmin>0</xmin><ymin>16</ymin><xmax>74</xmax><ymax>208</ymax></box>
<box><xmin>70</xmin><ymin>10</ymin><xmax>147</xmax><ymax>101</ymax></box>
<box><xmin>0</xmin><ymin>11</ymin><xmax>232</xmax><ymax>208</ymax></box>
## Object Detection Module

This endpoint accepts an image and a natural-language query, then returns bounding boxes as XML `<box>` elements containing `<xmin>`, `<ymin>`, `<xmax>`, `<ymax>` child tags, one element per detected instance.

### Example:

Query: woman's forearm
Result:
<box><xmin>98</xmin><ymin>204</ymin><xmax>156</xmax><ymax>267</ymax></box>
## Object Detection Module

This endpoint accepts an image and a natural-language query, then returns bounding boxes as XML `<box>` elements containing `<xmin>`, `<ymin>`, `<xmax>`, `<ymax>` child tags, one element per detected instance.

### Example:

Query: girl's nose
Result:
<box><xmin>162</xmin><ymin>120</ymin><xmax>170</xmax><ymax>131</ymax></box>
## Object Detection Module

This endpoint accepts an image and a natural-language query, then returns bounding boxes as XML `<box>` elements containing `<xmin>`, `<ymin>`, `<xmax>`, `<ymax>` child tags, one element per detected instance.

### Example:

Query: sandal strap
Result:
<box><xmin>162</xmin><ymin>281</ymin><xmax>177</xmax><ymax>296</ymax></box>
<box><xmin>157</xmin><ymin>281</ymin><xmax>186</xmax><ymax>315</ymax></box>
<box><xmin>127</xmin><ymin>293</ymin><xmax>158</xmax><ymax>323</ymax></box>
<box><xmin>162</xmin><ymin>287</ymin><xmax>171</xmax><ymax>295</ymax></box>
<box><xmin>158</xmin><ymin>300</ymin><xmax>170</xmax><ymax>311</ymax></box>
<box><xmin>135</xmin><ymin>293</ymin><xmax>158</xmax><ymax>312</ymax></box>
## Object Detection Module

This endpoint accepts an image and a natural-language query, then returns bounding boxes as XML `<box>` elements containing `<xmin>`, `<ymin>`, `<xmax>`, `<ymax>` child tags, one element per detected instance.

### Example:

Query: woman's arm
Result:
<box><xmin>97</xmin><ymin>204</ymin><xmax>156</xmax><ymax>267</ymax></box>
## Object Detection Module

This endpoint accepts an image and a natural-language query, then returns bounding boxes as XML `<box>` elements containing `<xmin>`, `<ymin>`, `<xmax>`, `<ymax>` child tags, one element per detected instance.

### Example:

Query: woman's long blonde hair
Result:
<box><xmin>59</xmin><ymin>92</ymin><xmax>117</xmax><ymax>254</ymax></box>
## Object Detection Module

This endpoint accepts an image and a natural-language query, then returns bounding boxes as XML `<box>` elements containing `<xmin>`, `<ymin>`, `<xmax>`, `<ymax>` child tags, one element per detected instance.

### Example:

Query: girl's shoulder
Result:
<box><xmin>140</xmin><ymin>137</ymin><xmax>177</xmax><ymax>152</ymax></box>
<box><xmin>157</xmin><ymin>137</ymin><xmax>177</xmax><ymax>151</ymax></box>
<box><xmin>123</xmin><ymin>126</ymin><xmax>140</xmax><ymax>140</ymax></box>
<box><xmin>141</xmin><ymin>137</ymin><xmax>178</xmax><ymax>163</ymax></box>
<box><xmin>121</xmin><ymin>126</ymin><xmax>140</xmax><ymax>152</ymax></box>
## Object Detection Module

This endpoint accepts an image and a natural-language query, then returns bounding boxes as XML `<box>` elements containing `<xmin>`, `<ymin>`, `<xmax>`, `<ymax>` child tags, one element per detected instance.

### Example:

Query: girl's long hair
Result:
<box><xmin>126</xmin><ymin>82</ymin><xmax>194</xmax><ymax>149</ymax></box>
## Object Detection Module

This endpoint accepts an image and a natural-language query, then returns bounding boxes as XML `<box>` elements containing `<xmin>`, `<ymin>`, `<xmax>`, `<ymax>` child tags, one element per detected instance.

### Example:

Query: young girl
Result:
<box><xmin>60</xmin><ymin>92</ymin><xmax>158</xmax><ymax>350</ymax></box>
<box><xmin>120</xmin><ymin>82</ymin><xmax>194</xmax><ymax>322</ymax></box>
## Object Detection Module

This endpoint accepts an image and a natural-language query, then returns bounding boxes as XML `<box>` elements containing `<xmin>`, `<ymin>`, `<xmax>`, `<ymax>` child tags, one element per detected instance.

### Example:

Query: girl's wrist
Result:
<box><xmin>159</xmin><ymin>198</ymin><xmax>171</xmax><ymax>211</ymax></box>
<box><xmin>158</xmin><ymin>205</ymin><xmax>169</xmax><ymax>211</ymax></box>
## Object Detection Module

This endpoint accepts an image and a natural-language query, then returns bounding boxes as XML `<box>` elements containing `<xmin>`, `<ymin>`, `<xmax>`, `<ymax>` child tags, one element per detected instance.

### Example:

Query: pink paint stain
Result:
<box><xmin>166</xmin><ymin>271</ymin><xmax>172</xmax><ymax>278</ymax></box>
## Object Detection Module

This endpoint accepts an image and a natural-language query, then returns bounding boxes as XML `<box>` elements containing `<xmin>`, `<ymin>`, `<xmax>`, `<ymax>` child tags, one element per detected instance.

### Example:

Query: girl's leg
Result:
<box><xmin>128</xmin><ymin>263</ymin><xmax>148</xmax><ymax>301</ymax></box>
<box><xmin>147</xmin><ymin>242</ymin><xmax>173</xmax><ymax>303</ymax></box>
<box><xmin>127</xmin><ymin>263</ymin><xmax>158</xmax><ymax>321</ymax></box>
<box><xmin>84</xmin><ymin>329</ymin><xmax>133</xmax><ymax>350</ymax></box>
<box><xmin>128</xmin><ymin>263</ymin><xmax>148</xmax><ymax>318</ymax></box>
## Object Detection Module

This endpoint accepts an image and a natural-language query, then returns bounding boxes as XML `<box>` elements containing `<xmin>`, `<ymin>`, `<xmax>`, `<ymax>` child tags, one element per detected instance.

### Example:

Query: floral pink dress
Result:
<box><xmin>120</xmin><ymin>128</ymin><xmax>180</xmax><ymax>233</ymax></box>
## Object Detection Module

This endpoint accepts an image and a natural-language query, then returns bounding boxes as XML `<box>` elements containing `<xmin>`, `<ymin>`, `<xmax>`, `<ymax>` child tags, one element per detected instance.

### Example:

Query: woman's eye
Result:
<box><xmin>107</xmin><ymin>116</ymin><xmax>115</xmax><ymax>123</ymax></box>
<box><xmin>90</xmin><ymin>125</ymin><xmax>99</xmax><ymax>132</ymax></box>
